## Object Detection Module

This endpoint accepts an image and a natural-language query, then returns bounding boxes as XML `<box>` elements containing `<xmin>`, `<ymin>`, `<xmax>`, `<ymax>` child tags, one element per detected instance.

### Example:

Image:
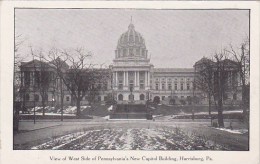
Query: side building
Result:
<box><xmin>18</xmin><ymin>22</ymin><xmax>242</xmax><ymax>110</ymax></box>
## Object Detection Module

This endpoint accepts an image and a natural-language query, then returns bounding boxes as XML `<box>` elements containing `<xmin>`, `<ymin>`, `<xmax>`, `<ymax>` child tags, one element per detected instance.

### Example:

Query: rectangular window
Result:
<box><xmin>162</xmin><ymin>83</ymin><xmax>165</xmax><ymax>90</ymax></box>
<box><xmin>129</xmin><ymin>48</ymin><xmax>133</xmax><ymax>56</ymax></box>
<box><xmin>162</xmin><ymin>96</ymin><xmax>165</xmax><ymax>100</ymax></box>
<box><xmin>187</xmin><ymin>83</ymin><xmax>190</xmax><ymax>90</ymax></box>
<box><xmin>181</xmin><ymin>83</ymin><xmax>183</xmax><ymax>90</ymax></box>
<box><xmin>118</xmin><ymin>84</ymin><xmax>123</xmax><ymax>89</ymax></box>
<box><xmin>168</xmin><ymin>84</ymin><xmax>172</xmax><ymax>90</ymax></box>
<box><xmin>175</xmin><ymin>83</ymin><xmax>178</xmax><ymax>90</ymax></box>
<box><xmin>24</xmin><ymin>72</ymin><xmax>31</xmax><ymax>86</ymax></box>
<box><xmin>155</xmin><ymin>83</ymin><xmax>159</xmax><ymax>90</ymax></box>
<box><xmin>140</xmin><ymin>84</ymin><xmax>144</xmax><ymax>89</ymax></box>
<box><xmin>66</xmin><ymin>96</ymin><xmax>70</xmax><ymax>102</ymax></box>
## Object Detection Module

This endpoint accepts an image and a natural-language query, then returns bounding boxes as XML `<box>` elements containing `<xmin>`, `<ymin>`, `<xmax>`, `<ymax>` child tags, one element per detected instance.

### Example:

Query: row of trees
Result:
<box><xmin>15</xmin><ymin>43</ymin><xmax>110</xmax><ymax>118</ymax></box>
<box><xmin>194</xmin><ymin>39</ymin><xmax>250</xmax><ymax>127</ymax></box>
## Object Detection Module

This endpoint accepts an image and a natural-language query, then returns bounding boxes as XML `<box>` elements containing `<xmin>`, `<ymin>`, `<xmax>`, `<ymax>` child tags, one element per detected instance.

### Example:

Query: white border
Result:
<box><xmin>1</xmin><ymin>1</ymin><xmax>259</xmax><ymax>164</ymax></box>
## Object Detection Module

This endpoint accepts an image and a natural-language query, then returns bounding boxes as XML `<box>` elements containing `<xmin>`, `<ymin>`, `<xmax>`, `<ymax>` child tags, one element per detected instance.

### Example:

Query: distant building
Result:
<box><xmin>18</xmin><ymin>22</ymin><xmax>242</xmax><ymax>109</ymax></box>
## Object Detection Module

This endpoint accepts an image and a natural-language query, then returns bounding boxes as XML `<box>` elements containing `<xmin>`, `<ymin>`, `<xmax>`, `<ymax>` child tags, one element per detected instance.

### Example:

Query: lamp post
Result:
<box><xmin>52</xmin><ymin>98</ymin><xmax>55</xmax><ymax>107</ymax></box>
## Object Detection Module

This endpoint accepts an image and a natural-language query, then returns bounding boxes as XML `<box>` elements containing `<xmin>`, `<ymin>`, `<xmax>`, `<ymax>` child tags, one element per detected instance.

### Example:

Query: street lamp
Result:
<box><xmin>52</xmin><ymin>98</ymin><xmax>55</xmax><ymax>107</ymax></box>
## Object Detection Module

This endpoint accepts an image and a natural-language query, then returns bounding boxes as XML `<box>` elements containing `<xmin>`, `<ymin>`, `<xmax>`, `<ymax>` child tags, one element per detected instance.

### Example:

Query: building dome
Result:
<box><xmin>115</xmin><ymin>23</ymin><xmax>148</xmax><ymax>59</ymax></box>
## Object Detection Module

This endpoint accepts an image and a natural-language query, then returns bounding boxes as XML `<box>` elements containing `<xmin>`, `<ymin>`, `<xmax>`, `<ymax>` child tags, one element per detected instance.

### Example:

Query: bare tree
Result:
<box><xmin>14</xmin><ymin>34</ymin><xmax>27</xmax><ymax>103</ymax></box>
<box><xmin>225</xmin><ymin>39</ymin><xmax>250</xmax><ymax>120</ymax></box>
<box><xmin>31</xmin><ymin>48</ymin><xmax>54</xmax><ymax>116</ymax></box>
<box><xmin>60</xmin><ymin>48</ymin><xmax>97</xmax><ymax>117</ymax></box>
<box><xmin>194</xmin><ymin>57</ymin><xmax>215</xmax><ymax>116</ymax></box>
<box><xmin>45</xmin><ymin>48</ymin><xmax>69</xmax><ymax>121</ymax></box>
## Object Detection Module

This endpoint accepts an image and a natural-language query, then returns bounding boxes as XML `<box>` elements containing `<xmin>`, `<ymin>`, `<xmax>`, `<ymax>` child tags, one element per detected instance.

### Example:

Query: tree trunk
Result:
<box><xmin>208</xmin><ymin>93</ymin><xmax>211</xmax><ymax>115</ymax></box>
<box><xmin>61</xmin><ymin>95</ymin><xmax>64</xmax><ymax>121</ymax></box>
<box><xmin>217</xmin><ymin>99</ymin><xmax>224</xmax><ymax>127</ymax></box>
<box><xmin>208</xmin><ymin>94</ymin><xmax>212</xmax><ymax>125</ymax></box>
<box><xmin>76</xmin><ymin>99</ymin><xmax>81</xmax><ymax>118</ymax></box>
<box><xmin>42</xmin><ymin>99</ymin><xmax>45</xmax><ymax>116</ymax></box>
<box><xmin>60</xmin><ymin>81</ymin><xmax>64</xmax><ymax>121</ymax></box>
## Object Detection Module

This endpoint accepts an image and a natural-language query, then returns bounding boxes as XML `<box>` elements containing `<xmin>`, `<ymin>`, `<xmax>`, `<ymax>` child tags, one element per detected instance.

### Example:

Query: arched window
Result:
<box><xmin>128</xmin><ymin>94</ymin><xmax>134</xmax><ymax>100</ymax></box>
<box><xmin>140</xmin><ymin>94</ymin><xmax>145</xmax><ymax>100</ymax></box>
<box><xmin>118</xmin><ymin>94</ymin><xmax>123</xmax><ymax>101</ymax></box>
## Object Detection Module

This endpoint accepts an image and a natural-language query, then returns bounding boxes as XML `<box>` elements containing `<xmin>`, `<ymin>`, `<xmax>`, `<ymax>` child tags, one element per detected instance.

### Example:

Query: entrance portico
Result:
<box><xmin>110</xmin><ymin>22</ymin><xmax>153</xmax><ymax>104</ymax></box>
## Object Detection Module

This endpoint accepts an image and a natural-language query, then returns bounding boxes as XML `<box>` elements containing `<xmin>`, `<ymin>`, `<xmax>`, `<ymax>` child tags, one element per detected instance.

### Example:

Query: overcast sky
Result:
<box><xmin>15</xmin><ymin>9</ymin><xmax>249</xmax><ymax>68</ymax></box>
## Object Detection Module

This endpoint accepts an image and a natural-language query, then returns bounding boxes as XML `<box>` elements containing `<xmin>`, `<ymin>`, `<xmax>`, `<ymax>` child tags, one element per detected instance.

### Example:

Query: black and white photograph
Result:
<box><xmin>12</xmin><ymin>8</ymin><xmax>252</xmax><ymax>151</ymax></box>
<box><xmin>0</xmin><ymin>1</ymin><xmax>259</xmax><ymax>163</ymax></box>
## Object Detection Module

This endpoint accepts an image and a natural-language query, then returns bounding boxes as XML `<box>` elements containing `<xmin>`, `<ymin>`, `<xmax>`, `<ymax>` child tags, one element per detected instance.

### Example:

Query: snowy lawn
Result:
<box><xmin>31</xmin><ymin>127</ymin><xmax>229</xmax><ymax>150</ymax></box>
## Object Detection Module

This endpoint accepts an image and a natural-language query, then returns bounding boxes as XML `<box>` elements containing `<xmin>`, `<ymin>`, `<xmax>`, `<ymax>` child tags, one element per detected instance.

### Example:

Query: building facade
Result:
<box><xmin>110</xmin><ymin>23</ymin><xmax>196</xmax><ymax>105</ymax></box>
<box><xmin>19</xmin><ymin>22</ymin><xmax>241</xmax><ymax>108</ymax></box>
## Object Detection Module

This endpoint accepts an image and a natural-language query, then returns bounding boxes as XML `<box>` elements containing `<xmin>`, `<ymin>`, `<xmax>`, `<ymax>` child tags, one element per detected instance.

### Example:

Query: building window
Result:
<box><xmin>103</xmin><ymin>83</ymin><xmax>107</xmax><ymax>90</ymax></box>
<box><xmin>140</xmin><ymin>79</ymin><xmax>144</xmax><ymax>89</ymax></box>
<box><xmin>155</xmin><ymin>83</ymin><xmax>159</xmax><ymax>90</ymax></box>
<box><xmin>181</xmin><ymin>83</ymin><xmax>184</xmax><ymax>90</ymax></box>
<box><xmin>25</xmin><ymin>94</ymin><xmax>30</xmax><ymax>101</ymax></box>
<box><xmin>140</xmin><ymin>94</ymin><xmax>145</xmax><ymax>100</ymax></box>
<box><xmin>187</xmin><ymin>83</ymin><xmax>190</xmax><ymax>90</ymax></box>
<box><xmin>162</xmin><ymin>96</ymin><xmax>165</xmax><ymax>100</ymax></box>
<box><xmin>162</xmin><ymin>83</ymin><xmax>165</xmax><ymax>90</ymax></box>
<box><xmin>168</xmin><ymin>83</ymin><xmax>172</xmax><ymax>90</ymax></box>
<box><xmin>124</xmin><ymin>35</ymin><xmax>128</xmax><ymax>42</ymax></box>
<box><xmin>123</xmin><ymin>49</ymin><xmax>127</xmax><ymax>56</ymax></box>
<box><xmin>129</xmin><ymin>34</ymin><xmax>134</xmax><ymax>42</ymax></box>
<box><xmin>136</xmin><ymin>48</ymin><xmax>140</xmax><ymax>56</ymax></box>
<box><xmin>118</xmin><ymin>94</ymin><xmax>123</xmax><ymax>101</ymax></box>
<box><xmin>129</xmin><ymin>84</ymin><xmax>134</xmax><ymax>90</ymax></box>
<box><xmin>118</xmin><ymin>80</ymin><xmax>123</xmax><ymax>90</ymax></box>
<box><xmin>118</xmin><ymin>84</ymin><xmax>123</xmax><ymax>90</ymax></box>
<box><xmin>66</xmin><ymin>96</ymin><xmax>70</xmax><ymax>102</ymax></box>
<box><xmin>233</xmin><ymin>93</ymin><xmax>237</xmax><ymax>100</ymax></box>
<box><xmin>175</xmin><ymin>83</ymin><xmax>178</xmax><ymax>90</ymax></box>
<box><xmin>135</xmin><ymin>35</ymin><xmax>139</xmax><ymax>43</ymax></box>
<box><xmin>129</xmin><ymin>48</ymin><xmax>133</xmax><ymax>56</ymax></box>
<box><xmin>34</xmin><ymin>94</ymin><xmax>39</xmax><ymax>102</ymax></box>
<box><xmin>129</xmin><ymin>94</ymin><xmax>134</xmax><ymax>100</ymax></box>
<box><xmin>142</xmin><ymin>49</ymin><xmax>145</xmax><ymax>56</ymax></box>
<box><xmin>104</xmin><ymin>96</ymin><xmax>108</xmax><ymax>101</ymax></box>
<box><xmin>24</xmin><ymin>72</ymin><xmax>31</xmax><ymax>86</ymax></box>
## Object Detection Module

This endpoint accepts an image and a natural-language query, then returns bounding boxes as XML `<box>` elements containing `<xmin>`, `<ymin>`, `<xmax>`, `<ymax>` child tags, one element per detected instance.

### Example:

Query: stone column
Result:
<box><xmin>137</xmin><ymin>71</ymin><xmax>139</xmax><ymax>86</ymax></box>
<box><xmin>115</xmin><ymin>71</ymin><xmax>118</xmax><ymax>87</ymax></box>
<box><xmin>148</xmin><ymin>71</ymin><xmax>150</xmax><ymax>88</ymax></box>
<box><xmin>134</xmin><ymin>71</ymin><xmax>136</xmax><ymax>86</ymax></box>
<box><xmin>123</xmin><ymin>71</ymin><xmax>126</xmax><ymax>86</ymax></box>
<box><xmin>145</xmin><ymin>71</ymin><xmax>147</xmax><ymax>87</ymax></box>
<box><xmin>126</xmin><ymin>71</ymin><xmax>128</xmax><ymax>87</ymax></box>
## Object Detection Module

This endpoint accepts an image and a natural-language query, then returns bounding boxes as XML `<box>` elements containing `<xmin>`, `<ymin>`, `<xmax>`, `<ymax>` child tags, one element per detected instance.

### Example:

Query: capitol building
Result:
<box><xmin>110</xmin><ymin>22</ymin><xmax>196</xmax><ymax>105</ymax></box>
<box><xmin>20</xmin><ymin>22</ymin><xmax>241</xmax><ymax>108</ymax></box>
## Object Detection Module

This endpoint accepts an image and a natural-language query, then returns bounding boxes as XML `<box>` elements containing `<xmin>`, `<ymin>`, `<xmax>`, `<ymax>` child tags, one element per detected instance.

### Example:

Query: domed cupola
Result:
<box><xmin>115</xmin><ymin>22</ymin><xmax>148</xmax><ymax>60</ymax></box>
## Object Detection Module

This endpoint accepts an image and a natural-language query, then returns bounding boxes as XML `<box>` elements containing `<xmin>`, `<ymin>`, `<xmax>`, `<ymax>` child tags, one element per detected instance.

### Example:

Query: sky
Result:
<box><xmin>15</xmin><ymin>9</ymin><xmax>249</xmax><ymax>68</ymax></box>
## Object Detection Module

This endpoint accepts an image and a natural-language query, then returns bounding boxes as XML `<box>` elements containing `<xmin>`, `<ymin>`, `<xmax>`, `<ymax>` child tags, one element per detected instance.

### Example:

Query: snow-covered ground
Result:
<box><xmin>172</xmin><ymin>110</ymin><xmax>243</xmax><ymax>117</ymax></box>
<box><xmin>20</xmin><ymin>106</ymin><xmax>92</xmax><ymax>116</ymax></box>
<box><xmin>31</xmin><ymin>128</ymin><xmax>229</xmax><ymax>150</ymax></box>
<box><xmin>214</xmin><ymin>127</ymin><xmax>248</xmax><ymax>134</ymax></box>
